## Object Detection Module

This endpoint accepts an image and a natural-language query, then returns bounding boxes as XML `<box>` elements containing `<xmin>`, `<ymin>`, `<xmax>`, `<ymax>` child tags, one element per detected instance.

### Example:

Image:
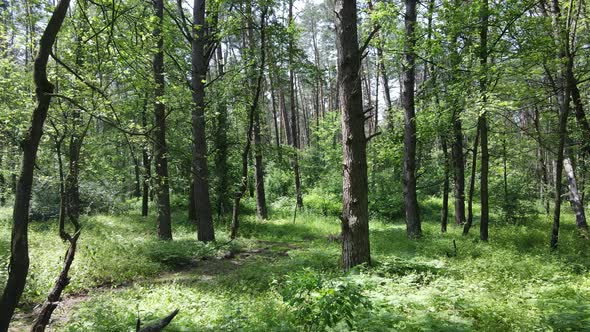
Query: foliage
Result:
<box><xmin>277</xmin><ymin>269</ymin><xmax>372</xmax><ymax>331</ymax></box>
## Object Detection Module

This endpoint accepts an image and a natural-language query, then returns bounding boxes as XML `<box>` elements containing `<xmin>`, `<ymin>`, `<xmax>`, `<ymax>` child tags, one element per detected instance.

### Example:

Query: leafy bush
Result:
<box><xmin>277</xmin><ymin>269</ymin><xmax>372</xmax><ymax>331</ymax></box>
<box><xmin>304</xmin><ymin>188</ymin><xmax>341</xmax><ymax>217</ymax></box>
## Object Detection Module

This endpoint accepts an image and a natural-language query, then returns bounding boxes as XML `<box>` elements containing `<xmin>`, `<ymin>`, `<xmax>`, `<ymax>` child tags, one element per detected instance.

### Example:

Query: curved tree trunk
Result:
<box><xmin>0</xmin><ymin>0</ymin><xmax>70</xmax><ymax>328</ymax></box>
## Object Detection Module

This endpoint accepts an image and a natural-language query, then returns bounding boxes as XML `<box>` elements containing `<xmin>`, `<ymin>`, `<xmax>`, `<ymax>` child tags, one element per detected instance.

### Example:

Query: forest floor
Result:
<box><xmin>1</xmin><ymin>198</ymin><xmax>590</xmax><ymax>331</ymax></box>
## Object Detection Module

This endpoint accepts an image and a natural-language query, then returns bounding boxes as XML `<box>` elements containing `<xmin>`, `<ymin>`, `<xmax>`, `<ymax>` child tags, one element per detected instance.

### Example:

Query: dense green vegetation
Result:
<box><xmin>2</xmin><ymin>200</ymin><xmax>590</xmax><ymax>331</ymax></box>
<box><xmin>1</xmin><ymin>0</ymin><xmax>590</xmax><ymax>329</ymax></box>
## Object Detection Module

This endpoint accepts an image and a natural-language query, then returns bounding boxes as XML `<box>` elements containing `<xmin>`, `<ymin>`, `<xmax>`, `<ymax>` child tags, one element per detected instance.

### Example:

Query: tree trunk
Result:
<box><xmin>268</xmin><ymin>67</ymin><xmax>282</xmax><ymax>158</ymax></box>
<box><xmin>452</xmin><ymin>113</ymin><xmax>465</xmax><ymax>225</ymax></box>
<box><xmin>533</xmin><ymin>107</ymin><xmax>550</xmax><ymax>214</ymax></box>
<box><xmin>231</xmin><ymin>7</ymin><xmax>267</xmax><ymax>239</ymax></box>
<box><xmin>441</xmin><ymin>135</ymin><xmax>449</xmax><ymax>233</ymax></box>
<box><xmin>288</xmin><ymin>0</ymin><xmax>303</xmax><ymax>209</ymax></box>
<box><xmin>0</xmin><ymin>149</ymin><xmax>5</xmax><ymax>207</ymax></box>
<box><xmin>153</xmin><ymin>0</ymin><xmax>172</xmax><ymax>240</ymax></box>
<box><xmin>568</xmin><ymin>66</ymin><xmax>590</xmax><ymax>157</ymax></box>
<box><xmin>563</xmin><ymin>157</ymin><xmax>588</xmax><ymax>231</ymax></box>
<box><xmin>0</xmin><ymin>0</ymin><xmax>70</xmax><ymax>328</ymax></box>
<box><xmin>191</xmin><ymin>0</ymin><xmax>215</xmax><ymax>242</ymax></box>
<box><xmin>336</xmin><ymin>0</ymin><xmax>370</xmax><ymax>270</ymax></box>
<box><xmin>402</xmin><ymin>0</ymin><xmax>421</xmax><ymax>239</ymax></box>
<box><xmin>247</xmin><ymin>1</ymin><xmax>268</xmax><ymax>220</ymax></box>
<box><xmin>550</xmin><ymin>0</ymin><xmax>570</xmax><ymax>249</ymax></box>
<box><xmin>463</xmin><ymin>126</ymin><xmax>479</xmax><ymax>236</ymax></box>
<box><xmin>479</xmin><ymin>0</ymin><xmax>489</xmax><ymax>241</ymax></box>
<box><xmin>141</xmin><ymin>101</ymin><xmax>151</xmax><ymax>217</ymax></box>
<box><xmin>214</xmin><ymin>44</ymin><xmax>230</xmax><ymax>216</ymax></box>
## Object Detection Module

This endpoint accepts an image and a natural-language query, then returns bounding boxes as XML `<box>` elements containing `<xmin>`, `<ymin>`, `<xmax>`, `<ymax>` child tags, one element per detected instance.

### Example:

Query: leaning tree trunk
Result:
<box><xmin>402</xmin><ymin>0</ymin><xmax>421</xmax><ymax>239</ymax></box>
<box><xmin>336</xmin><ymin>0</ymin><xmax>371</xmax><ymax>270</ymax></box>
<box><xmin>191</xmin><ymin>0</ymin><xmax>215</xmax><ymax>242</ymax></box>
<box><xmin>153</xmin><ymin>0</ymin><xmax>172</xmax><ymax>240</ymax></box>
<box><xmin>0</xmin><ymin>0</ymin><xmax>70</xmax><ymax>329</ymax></box>
<box><xmin>563</xmin><ymin>157</ymin><xmax>588</xmax><ymax>231</ymax></box>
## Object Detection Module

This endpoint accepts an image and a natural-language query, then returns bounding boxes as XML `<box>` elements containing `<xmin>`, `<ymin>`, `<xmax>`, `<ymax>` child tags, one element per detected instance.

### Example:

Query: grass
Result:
<box><xmin>1</xmin><ymin>197</ymin><xmax>590</xmax><ymax>331</ymax></box>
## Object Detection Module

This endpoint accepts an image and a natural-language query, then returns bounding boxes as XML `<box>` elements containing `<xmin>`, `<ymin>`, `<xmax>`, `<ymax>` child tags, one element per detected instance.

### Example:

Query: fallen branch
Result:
<box><xmin>137</xmin><ymin>309</ymin><xmax>179</xmax><ymax>332</ymax></box>
<box><xmin>30</xmin><ymin>230</ymin><xmax>81</xmax><ymax>332</ymax></box>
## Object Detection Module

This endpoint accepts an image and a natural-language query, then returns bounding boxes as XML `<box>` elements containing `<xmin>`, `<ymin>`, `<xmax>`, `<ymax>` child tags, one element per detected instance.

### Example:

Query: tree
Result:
<box><xmin>288</xmin><ymin>0</ymin><xmax>304</xmax><ymax>209</ymax></box>
<box><xmin>152</xmin><ymin>0</ymin><xmax>172</xmax><ymax>240</ymax></box>
<box><xmin>401</xmin><ymin>0</ymin><xmax>421</xmax><ymax>239</ymax></box>
<box><xmin>191</xmin><ymin>0</ymin><xmax>215</xmax><ymax>242</ymax></box>
<box><xmin>0</xmin><ymin>0</ymin><xmax>71</xmax><ymax>328</ymax></box>
<box><xmin>336</xmin><ymin>0</ymin><xmax>371</xmax><ymax>270</ymax></box>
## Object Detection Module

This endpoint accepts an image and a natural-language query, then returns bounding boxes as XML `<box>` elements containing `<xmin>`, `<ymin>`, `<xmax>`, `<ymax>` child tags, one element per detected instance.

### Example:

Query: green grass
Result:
<box><xmin>1</xmin><ymin>198</ymin><xmax>590</xmax><ymax>331</ymax></box>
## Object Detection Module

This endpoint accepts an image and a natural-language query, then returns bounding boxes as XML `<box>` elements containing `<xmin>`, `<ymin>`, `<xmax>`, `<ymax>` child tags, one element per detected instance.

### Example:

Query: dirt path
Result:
<box><xmin>10</xmin><ymin>241</ymin><xmax>302</xmax><ymax>331</ymax></box>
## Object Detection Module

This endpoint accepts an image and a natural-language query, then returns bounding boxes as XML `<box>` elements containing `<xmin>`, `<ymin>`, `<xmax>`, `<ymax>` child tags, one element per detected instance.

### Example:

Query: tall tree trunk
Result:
<box><xmin>479</xmin><ymin>0</ymin><xmax>489</xmax><ymax>241</ymax></box>
<box><xmin>564</xmin><ymin>157</ymin><xmax>588</xmax><ymax>231</ymax></box>
<box><xmin>402</xmin><ymin>0</ymin><xmax>421</xmax><ymax>238</ymax></box>
<box><xmin>288</xmin><ymin>0</ymin><xmax>303</xmax><ymax>209</ymax></box>
<box><xmin>191</xmin><ymin>0</ymin><xmax>215</xmax><ymax>242</ymax></box>
<box><xmin>0</xmin><ymin>0</ymin><xmax>70</xmax><ymax>328</ymax></box>
<box><xmin>336</xmin><ymin>0</ymin><xmax>370</xmax><ymax>270</ymax></box>
<box><xmin>268</xmin><ymin>66</ymin><xmax>282</xmax><ymax>158</ymax></box>
<box><xmin>550</xmin><ymin>0</ymin><xmax>570</xmax><ymax>249</ymax></box>
<box><xmin>153</xmin><ymin>0</ymin><xmax>172</xmax><ymax>240</ymax></box>
<box><xmin>247</xmin><ymin>1</ymin><xmax>268</xmax><ymax>220</ymax></box>
<box><xmin>231</xmin><ymin>7</ymin><xmax>267</xmax><ymax>239</ymax></box>
<box><xmin>0</xmin><ymin>149</ymin><xmax>5</xmax><ymax>207</ymax></box>
<box><xmin>533</xmin><ymin>107</ymin><xmax>551</xmax><ymax>214</ymax></box>
<box><xmin>141</xmin><ymin>100</ymin><xmax>151</xmax><ymax>217</ymax></box>
<box><xmin>214</xmin><ymin>44</ymin><xmax>230</xmax><ymax>216</ymax></box>
<box><xmin>463</xmin><ymin>126</ymin><xmax>479</xmax><ymax>236</ymax></box>
<box><xmin>568</xmin><ymin>60</ymin><xmax>590</xmax><ymax>157</ymax></box>
<box><xmin>452</xmin><ymin>112</ymin><xmax>465</xmax><ymax>225</ymax></box>
<box><xmin>441</xmin><ymin>135</ymin><xmax>449</xmax><ymax>233</ymax></box>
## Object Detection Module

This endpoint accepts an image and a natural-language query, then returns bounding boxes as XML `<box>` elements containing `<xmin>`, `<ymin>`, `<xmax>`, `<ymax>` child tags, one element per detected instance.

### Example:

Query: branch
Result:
<box><xmin>359</xmin><ymin>25</ymin><xmax>380</xmax><ymax>57</ymax></box>
<box><xmin>137</xmin><ymin>309</ymin><xmax>179</xmax><ymax>332</ymax></box>
<box><xmin>366</xmin><ymin>131</ymin><xmax>382</xmax><ymax>142</ymax></box>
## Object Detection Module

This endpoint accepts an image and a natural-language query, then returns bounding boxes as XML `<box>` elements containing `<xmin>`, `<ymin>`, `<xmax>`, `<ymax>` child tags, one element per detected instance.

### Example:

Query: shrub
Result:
<box><xmin>277</xmin><ymin>269</ymin><xmax>372</xmax><ymax>331</ymax></box>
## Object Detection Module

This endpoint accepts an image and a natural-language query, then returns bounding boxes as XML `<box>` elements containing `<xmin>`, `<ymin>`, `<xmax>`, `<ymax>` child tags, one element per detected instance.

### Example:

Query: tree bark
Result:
<box><xmin>153</xmin><ymin>0</ymin><xmax>172</xmax><ymax>240</ymax></box>
<box><xmin>336</xmin><ymin>0</ymin><xmax>371</xmax><ymax>270</ymax></box>
<box><xmin>141</xmin><ymin>100</ymin><xmax>151</xmax><ymax>217</ymax></box>
<box><xmin>452</xmin><ymin>112</ymin><xmax>465</xmax><ymax>225</ymax></box>
<box><xmin>214</xmin><ymin>44</ymin><xmax>230</xmax><ymax>216</ymax></box>
<box><xmin>191</xmin><ymin>0</ymin><xmax>215</xmax><ymax>242</ymax></box>
<box><xmin>463</xmin><ymin>126</ymin><xmax>479</xmax><ymax>236</ymax></box>
<box><xmin>479</xmin><ymin>0</ymin><xmax>489</xmax><ymax>241</ymax></box>
<box><xmin>0</xmin><ymin>0</ymin><xmax>70</xmax><ymax>328</ymax></box>
<box><xmin>247</xmin><ymin>1</ymin><xmax>268</xmax><ymax>220</ymax></box>
<box><xmin>441</xmin><ymin>135</ymin><xmax>449</xmax><ymax>233</ymax></box>
<box><xmin>402</xmin><ymin>0</ymin><xmax>421</xmax><ymax>239</ymax></box>
<box><xmin>550</xmin><ymin>0</ymin><xmax>569</xmax><ymax>249</ymax></box>
<box><xmin>30</xmin><ymin>231</ymin><xmax>80</xmax><ymax>332</ymax></box>
<box><xmin>288</xmin><ymin>0</ymin><xmax>303</xmax><ymax>209</ymax></box>
<box><xmin>564</xmin><ymin>157</ymin><xmax>588</xmax><ymax>231</ymax></box>
<box><xmin>230</xmin><ymin>7</ymin><xmax>267</xmax><ymax>239</ymax></box>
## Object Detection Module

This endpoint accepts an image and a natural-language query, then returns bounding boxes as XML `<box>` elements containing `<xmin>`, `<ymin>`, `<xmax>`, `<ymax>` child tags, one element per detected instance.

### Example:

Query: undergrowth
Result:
<box><xmin>1</xmin><ymin>197</ymin><xmax>589</xmax><ymax>331</ymax></box>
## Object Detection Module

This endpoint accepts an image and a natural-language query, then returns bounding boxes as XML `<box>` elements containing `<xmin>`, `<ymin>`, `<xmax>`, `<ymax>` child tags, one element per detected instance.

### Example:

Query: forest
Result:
<box><xmin>0</xmin><ymin>0</ymin><xmax>590</xmax><ymax>330</ymax></box>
